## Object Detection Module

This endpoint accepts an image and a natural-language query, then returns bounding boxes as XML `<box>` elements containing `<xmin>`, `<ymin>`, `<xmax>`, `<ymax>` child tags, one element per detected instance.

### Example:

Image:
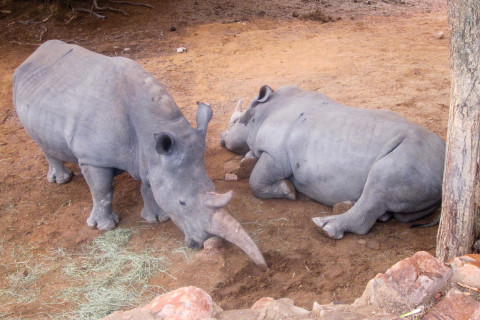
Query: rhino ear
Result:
<box><xmin>255</xmin><ymin>85</ymin><xmax>274</xmax><ymax>104</ymax></box>
<box><xmin>196</xmin><ymin>102</ymin><xmax>213</xmax><ymax>140</ymax></box>
<box><xmin>154</xmin><ymin>133</ymin><xmax>175</xmax><ymax>155</ymax></box>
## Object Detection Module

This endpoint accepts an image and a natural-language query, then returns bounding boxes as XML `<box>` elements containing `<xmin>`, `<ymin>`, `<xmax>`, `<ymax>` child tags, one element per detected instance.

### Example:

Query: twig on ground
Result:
<box><xmin>109</xmin><ymin>0</ymin><xmax>155</xmax><ymax>9</ymax></box>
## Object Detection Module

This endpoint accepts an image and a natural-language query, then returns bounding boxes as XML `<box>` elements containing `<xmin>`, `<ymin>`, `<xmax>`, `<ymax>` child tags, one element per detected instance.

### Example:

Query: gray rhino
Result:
<box><xmin>13</xmin><ymin>40</ymin><xmax>266</xmax><ymax>269</ymax></box>
<box><xmin>221</xmin><ymin>85</ymin><xmax>445</xmax><ymax>239</ymax></box>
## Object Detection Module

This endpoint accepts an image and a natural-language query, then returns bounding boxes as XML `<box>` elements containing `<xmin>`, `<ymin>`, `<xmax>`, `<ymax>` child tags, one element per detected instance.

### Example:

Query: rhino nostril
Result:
<box><xmin>179</xmin><ymin>200</ymin><xmax>186</xmax><ymax>206</ymax></box>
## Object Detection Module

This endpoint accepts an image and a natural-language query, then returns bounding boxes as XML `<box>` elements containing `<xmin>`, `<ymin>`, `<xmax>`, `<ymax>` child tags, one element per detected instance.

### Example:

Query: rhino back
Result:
<box><xmin>253</xmin><ymin>90</ymin><xmax>444</xmax><ymax>205</ymax></box>
<box><xmin>13</xmin><ymin>40</ymin><xmax>181</xmax><ymax>173</ymax></box>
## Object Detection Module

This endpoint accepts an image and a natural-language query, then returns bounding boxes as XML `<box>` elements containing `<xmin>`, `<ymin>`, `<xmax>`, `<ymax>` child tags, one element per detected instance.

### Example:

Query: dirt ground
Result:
<box><xmin>0</xmin><ymin>0</ymin><xmax>451</xmax><ymax>317</ymax></box>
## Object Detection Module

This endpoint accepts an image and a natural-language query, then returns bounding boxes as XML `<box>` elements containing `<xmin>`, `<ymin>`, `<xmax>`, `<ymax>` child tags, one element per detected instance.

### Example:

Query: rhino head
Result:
<box><xmin>145</xmin><ymin>102</ymin><xmax>267</xmax><ymax>270</ymax></box>
<box><xmin>220</xmin><ymin>85</ymin><xmax>274</xmax><ymax>154</ymax></box>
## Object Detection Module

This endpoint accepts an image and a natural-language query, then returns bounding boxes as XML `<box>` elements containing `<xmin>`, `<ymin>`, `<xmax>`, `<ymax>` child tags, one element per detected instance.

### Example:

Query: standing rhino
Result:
<box><xmin>13</xmin><ymin>40</ymin><xmax>266</xmax><ymax>269</ymax></box>
<box><xmin>221</xmin><ymin>85</ymin><xmax>445</xmax><ymax>239</ymax></box>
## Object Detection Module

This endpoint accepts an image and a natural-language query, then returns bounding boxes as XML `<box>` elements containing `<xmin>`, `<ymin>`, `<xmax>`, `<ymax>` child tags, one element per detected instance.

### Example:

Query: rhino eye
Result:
<box><xmin>154</xmin><ymin>133</ymin><xmax>175</xmax><ymax>154</ymax></box>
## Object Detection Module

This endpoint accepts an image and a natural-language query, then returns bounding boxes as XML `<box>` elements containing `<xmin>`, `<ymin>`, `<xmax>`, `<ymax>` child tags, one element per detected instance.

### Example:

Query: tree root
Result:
<box><xmin>72</xmin><ymin>0</ymin><xmax>154</xmax><ymax>18</ymax></box>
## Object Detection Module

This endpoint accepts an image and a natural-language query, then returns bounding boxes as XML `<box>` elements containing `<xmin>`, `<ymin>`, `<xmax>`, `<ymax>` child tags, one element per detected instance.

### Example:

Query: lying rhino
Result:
<box><xmin>13</xmin><ymin>40</ymin><xmax>266</xmax><ymax>269</ymax></box>
<box><xmin>221</xmin><ymin>85</ymin><xmax>445</xmax><ymax>239</ymax></box>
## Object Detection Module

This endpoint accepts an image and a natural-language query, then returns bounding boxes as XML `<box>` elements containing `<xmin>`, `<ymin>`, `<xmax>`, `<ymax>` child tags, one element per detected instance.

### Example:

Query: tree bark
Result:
<box><xmin>436</xmin><ymin>1</ymin><xmax>480</xmax><ymax>261</ymax></box>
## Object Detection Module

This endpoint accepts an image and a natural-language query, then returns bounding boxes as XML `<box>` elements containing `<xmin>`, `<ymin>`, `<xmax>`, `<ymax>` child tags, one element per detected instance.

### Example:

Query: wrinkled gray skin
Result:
<box><xmin>13</xmin><ymin>40</ymin><xmax>267</xmax><ymax>269</ymax></box>
<box><xmin>221</xmin><ymin>85</ymin><xmax>445</xmax><ymax>239</ymax></box>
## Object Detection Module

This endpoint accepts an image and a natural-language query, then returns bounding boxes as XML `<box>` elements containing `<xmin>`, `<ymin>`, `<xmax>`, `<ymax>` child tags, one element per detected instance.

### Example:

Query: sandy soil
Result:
<box><xmin>0</xmin><ymin>0</ymin><xmax>450</xmax><ymax>317</ymax></box>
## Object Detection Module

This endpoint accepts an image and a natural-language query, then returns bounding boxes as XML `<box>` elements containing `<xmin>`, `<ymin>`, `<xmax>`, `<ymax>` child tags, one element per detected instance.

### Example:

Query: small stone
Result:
<box><xmin>434</xmin><ymin>31</ymin><xmax>445</xmax><ymax>39</ymax></box>
<box><xmin>123</xmin><ymin>48</ymin><xmax>131</xmax><ymax>52</ymax></box>
<box><xmin>203</xmin><ymin>236</ymin><xmax>226</xmax><ymax>255</ymax></box>
<box><xmin>176</xmin><ymin>47</ymin><xmax>187</xmax><ymax>53</ymax></box>
<box><xmin>225</xmin><ymin>173</ymin><xmax>238</xmax><ymax>181</ymax></box>
<box><xmin>292</xmin><ymin>11</ymin><xmax>300</xmax><ymax>17</ymax></box>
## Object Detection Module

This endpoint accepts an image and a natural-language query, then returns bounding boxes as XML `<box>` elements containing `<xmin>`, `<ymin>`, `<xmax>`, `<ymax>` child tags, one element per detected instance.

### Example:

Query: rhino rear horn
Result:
<box><xmin>204</xmin><ymin>190</ymin><xmax>233</xmax><ymax>208</ymax></box>
<box><xmin>209</xmin><ymin>208</ymin><xmax>268</xmax><ymax>270</ymax></box>
<box><xmin>196</xmin><ymin>102</ymin><xmax>213</xmax><ymax>140</ymax></box>
<box><xmin>229</xmin><ymin>100</ymin><xmax>243</xmax><ymax>124</ymax></box>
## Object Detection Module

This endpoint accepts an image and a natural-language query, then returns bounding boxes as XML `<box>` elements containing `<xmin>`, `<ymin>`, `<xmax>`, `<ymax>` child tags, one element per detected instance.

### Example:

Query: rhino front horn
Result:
<box><xmin>209</xmin><ymin>209</ymin><xmax>268</xmax><ymax>271</ymax></box>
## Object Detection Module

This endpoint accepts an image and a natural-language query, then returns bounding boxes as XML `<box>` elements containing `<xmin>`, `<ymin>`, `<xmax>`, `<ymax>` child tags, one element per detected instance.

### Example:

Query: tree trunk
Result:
<box><xmin>436</xmin><ymin>1</ymin><xmax>480</xmax><ymax>261</ymax></box>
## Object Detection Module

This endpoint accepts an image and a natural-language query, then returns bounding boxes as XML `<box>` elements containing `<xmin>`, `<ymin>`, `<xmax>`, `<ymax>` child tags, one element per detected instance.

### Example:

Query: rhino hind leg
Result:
<box><xmin>312</xmin><ymin>191</ymin><xmax>387</xmax><ymax>239</ymax></box>
<box><xmin>45</xmin><ymin>153</ymin><xmax>72</xmax><ymax>184</ymax></box>
<box><xmin>140</xmin><ymin>183</ymin><xmax>170</xmax><ymax>223</ymax></box>
<box><xmin>81</xmin><ymin>164</ymin><xmax>119</xmax><ymax>231</ymax></box>
<box><xmin>249</xmin><ymin>152</ymin><xmax>296</xmax><ymax>200</ymax></box>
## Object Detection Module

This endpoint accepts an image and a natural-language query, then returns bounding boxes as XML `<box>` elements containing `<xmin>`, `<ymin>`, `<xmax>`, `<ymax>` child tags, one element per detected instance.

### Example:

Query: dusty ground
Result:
<box><xmin>0</xmin><ymin>0</ymin><xmax>450</xmax><ymax>317</ymax></box>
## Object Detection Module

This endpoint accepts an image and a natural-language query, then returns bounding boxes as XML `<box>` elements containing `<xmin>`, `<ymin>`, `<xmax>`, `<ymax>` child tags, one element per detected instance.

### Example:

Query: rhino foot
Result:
<box><xmin>312</xmin><ymin>216</ymin><xmax>345</xmax><ymax>239</ymax></box>
<box><xmin>278</xmin><ymin>180</ymin><xmax>296</xmax><ymax>200</ymax></box>
<box><xmin>87</xmin><ymin>210</ymin><xmax>119</xmax><ymax>230</ymax></box>
<box><xmin>141</xmin><ymin>207</ymin><xmax>170</xmax><ymax>223</ymax></box>
<box><xmin>47</xmin><ymin>166</ymin><xmax>73</xmax><ymax>184</ymax></box>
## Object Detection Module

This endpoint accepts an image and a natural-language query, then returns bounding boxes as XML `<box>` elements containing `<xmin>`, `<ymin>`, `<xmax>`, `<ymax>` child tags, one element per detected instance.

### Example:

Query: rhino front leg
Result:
<box><xmin>81</xmin><ymin>164</ymin><xmax>119</xmax><ymax>230</ymax></box>
<box><xmin>249</xmin><ymin>152</ymin><xmax>296</xmax><ymax>200</ymax></box>
<box><xmin>45</xmin><ymin>153</ymin><xmax>72</xmax><ymax>184</ymax></box>
<box><xmin>140</xmin><ymin>182</ymin><xmax>170</xmax><ymax>223</ymax></box>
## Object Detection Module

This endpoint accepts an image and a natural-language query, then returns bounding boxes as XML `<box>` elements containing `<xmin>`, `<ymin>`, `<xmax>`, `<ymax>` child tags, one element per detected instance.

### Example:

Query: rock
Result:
<box><xmin>422</xmin><ymin>288</ymin><xmax>480</xmax><ymax>320</ymax></box>
<box><xmin>251</xmin><ymin>297</ymin><xmax>274</xmax><ymax>310</ymax></box>
<box><xmin>146</xmin><ymin>286</ymin><xmax>220</xmax><ymax>319</ymax></box>
<box><xmin>354</xmin><ymin>251</ymin><xmax>452</xmax><ymax>313</ymax></box>
<box><xmin>312</xmin><ymin>302</ymin><xmax>400</xmax><ymax>320</ymax></box>
<box><xmin>224</xmin><ymin>156</ymin><xmax>258</xmax><ymax>179</ymax></box>
<box><xmin>434</xmin><ymin>31</ymin><xmax>445</xmax><ymax>39</ymax></box>
<box><xmin>103</xmin><ymin>287</ymin><xmax>221</xmax><ymax>319</ymax></box>
<box><xmin>448</xmin><ymin>254</ymin><xmax>480</xmax><ymax>289</ymax></box>
<box><xmin>203</xmin><ymin>236</ymin><xmax>226</xmax><ymax>255</ymax></box>
<box><xmin>176</xmin><ymin>47</ymin><xmax>187</xmax><ymax>53</ymax></box>
<box><xmin>216</xmin><ymin>309</ymin><xmax>259</xmax><ymax>320</ymax></box>
<box><xmin>332</xmin><ymin>201</ymin><xmax>354</xmax><ymax>214</ymax></box>
<box><xmin>225</xmin><ymin>173</ymin><xmax>238</xmax><ymax>181</ymax></box>
<box><xmin>256</xmin><ymin>298</ymin><xmax>313</xmax><ymax>319</ymax></box>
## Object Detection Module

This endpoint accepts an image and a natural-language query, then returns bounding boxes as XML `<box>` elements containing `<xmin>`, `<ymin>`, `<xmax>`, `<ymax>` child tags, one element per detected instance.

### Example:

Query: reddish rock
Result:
<box><xmin>422</xmin><ymin>288</ymin><xmax>480</xmax><ymax>320</ymax></box>
<box><xmin>251</xmin><ymin>297</ymin><xmax>274</xmax><ymax>310</ymax></box>
<box><xmin>312</xmin><ymin>302</ymin><xmax>400</xmax><ymax>320</ymax></box>
<box><xmin>224</xmin><ymin>156</ymin><xmax>258</xmax><ymax>179</ymax></box>
<box><xmin>355</xmin><ymin>251</ymin><xmax>452</xmax><ymax>313</ymax></box>
<box><xmin>203</xmin><ymin>236</ymin><xmax>226</xmax><ymax>256</ymax></box>
<box><xmin>448</xmin><ymin>254</ymin><xmax>480</xmax><ymax>289</ymax></box>
<box><xmin>256</xmin><ymin>298</ymin><xmax>313</xmax><ymax>319</ymax></box>
<box><xmin>145</xmin><ymin>286</ymin><xmax>221</xmax><ymax>319</ymax></box>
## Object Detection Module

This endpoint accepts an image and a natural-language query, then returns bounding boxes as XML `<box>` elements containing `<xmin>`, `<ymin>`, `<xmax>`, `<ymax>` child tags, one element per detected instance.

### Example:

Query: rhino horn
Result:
<box><xmin>229</xmin><ymin>100</ymin><xmax>243</xmax><ymax>124</ymax></box>
<box><xmin>204</xmin><ymin>190</ymin><xmax>233</xmax><ymax>208</ymax></box>
<box><xmin>209</xmin><ymin>208</ymin><xmax>268</xmax><ymax>270</ymax></box>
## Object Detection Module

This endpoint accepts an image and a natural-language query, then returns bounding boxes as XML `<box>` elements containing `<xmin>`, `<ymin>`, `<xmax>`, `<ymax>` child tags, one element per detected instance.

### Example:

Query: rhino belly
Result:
<box><xmin>290</xmin><ymin>167</ymin><xmax>366</xmax><ymax>206</ymax></box>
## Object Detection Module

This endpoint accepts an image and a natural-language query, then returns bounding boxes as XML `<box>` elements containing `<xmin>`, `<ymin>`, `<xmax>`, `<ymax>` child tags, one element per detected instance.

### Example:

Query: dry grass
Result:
<box><xmin>0</xmin><ymin>228</ymin><xmax>171</xmax><ymax>320</ymax></box>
